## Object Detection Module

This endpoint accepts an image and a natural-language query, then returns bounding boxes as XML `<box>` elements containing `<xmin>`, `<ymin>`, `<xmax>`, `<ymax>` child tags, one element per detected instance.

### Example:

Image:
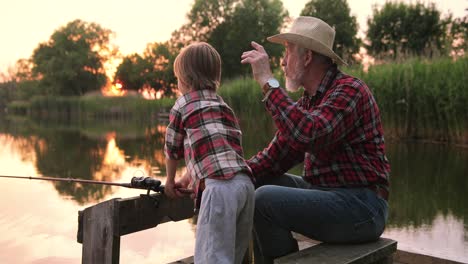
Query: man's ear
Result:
<box><xmin>304</xmin><ymin>50</ymin><xmax>313</xmax><ymax>67</ymax></box>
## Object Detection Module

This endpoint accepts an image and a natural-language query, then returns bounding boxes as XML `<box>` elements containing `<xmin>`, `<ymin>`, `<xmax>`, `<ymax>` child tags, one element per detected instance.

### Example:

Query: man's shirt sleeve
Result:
<box><xmin>265</xmin><ymin>84</ymin><xmax>362</xmax><ymax>153</ymax></box>
<box><xmin>247</xmin><ymin>130</ymin><xmax>304</xmax><ymax>179</ymax></box>
<box><xmin>164</xmin><ymin>106</ymin><xmax>185</xmax><ymax>160</ymax></box>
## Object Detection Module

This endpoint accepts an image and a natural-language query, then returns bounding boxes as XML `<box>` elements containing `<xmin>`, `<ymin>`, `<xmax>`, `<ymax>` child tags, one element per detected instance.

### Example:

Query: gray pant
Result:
<box><xmin>194</xmin><ymin>173</ymin><xmax>255</xmax><ymax>264</ymax></box>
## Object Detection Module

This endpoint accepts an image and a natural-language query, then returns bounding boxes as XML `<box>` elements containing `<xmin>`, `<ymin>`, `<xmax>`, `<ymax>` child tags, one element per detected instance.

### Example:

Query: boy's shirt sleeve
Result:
<box><xmin>164</xmin><ymin>105</ymin><xmax>185</xmax><ymax>160</ymax></box>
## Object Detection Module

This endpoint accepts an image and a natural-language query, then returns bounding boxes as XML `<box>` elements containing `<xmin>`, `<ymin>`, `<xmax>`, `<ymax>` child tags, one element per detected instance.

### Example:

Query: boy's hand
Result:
<box><xmin>174</xmin><ymin>171</ymin><xmax>194</xmax><ymax>198</ymax></box>
<box><xmin>176</xmin><ymin>187</ymin><xmax>194</xmax><ymax>195</ymax></box>
<box><xmin>165</xmin><ymin>172</ymin><xmax>194</xmax><ymax>199</ymax></box>
<box><xmin>177</xmin><ymin>171</ymin><xmax>191</xmax><ymax>188</ymax></box>
<box><xmin>164</xmin><ymin>178</ymin><xmax>179</xmax><ymax>199</ymax></box>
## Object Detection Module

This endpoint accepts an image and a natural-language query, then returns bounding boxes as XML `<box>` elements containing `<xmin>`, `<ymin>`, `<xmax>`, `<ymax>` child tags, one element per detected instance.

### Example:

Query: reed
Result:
<box><xmin>218</xmin><ymin>75</ymin><xmax>301</xmax><ymax>114</ymax></box>
<box><xmin>346</xmin><ymin>56</ymin><xmax>468</xmax><ymax>143</ymax></box>
<box><xmin>78</xmin><ymin>95</ymin><xmax>174</xmax><ymax>120</ymax></box>
<box><xmin>11</xmin><ymin>95</ymin><xmax>175</xmax><ymax>122</ymax></box>
<box><xmin>6</xmin><ymin>56</ymin><xmax>467</xmax><ymax>144</ymax></box>
<box><xmin>221</xmin><ymin>56</ymin><xmax>468</xmax><ymax>144</ymax></box>
<box><xmin>218</xmin><ymin>77</ymin><xmax>264</xmax><ymax>115</ymax></box>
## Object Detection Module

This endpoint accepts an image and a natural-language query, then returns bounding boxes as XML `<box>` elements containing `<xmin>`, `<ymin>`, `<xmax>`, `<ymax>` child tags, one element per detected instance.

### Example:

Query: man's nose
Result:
<box><xmin>281</xmin><ymin>58</ymin><xmax>286</xmax><ymax>67</ymax></box>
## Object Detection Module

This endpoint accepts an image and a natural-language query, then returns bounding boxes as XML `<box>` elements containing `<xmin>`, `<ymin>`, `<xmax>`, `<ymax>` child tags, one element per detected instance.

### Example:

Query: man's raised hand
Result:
<box><xmin>241</xmin><ymin>41</ymin><xmax>273</xmax><ymax>87</ymax></box>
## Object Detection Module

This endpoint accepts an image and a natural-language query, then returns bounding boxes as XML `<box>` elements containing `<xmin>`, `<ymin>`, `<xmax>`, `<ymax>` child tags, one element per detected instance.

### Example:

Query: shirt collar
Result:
<box><xmin>176</xmin><ymin>89</ymin><xmax>219</xmax><ymax>104</ymax></box>
<box><xmin>303</xmin><ymin>64</ymin><xmax>338</xmax><ymax>98</ymax></box>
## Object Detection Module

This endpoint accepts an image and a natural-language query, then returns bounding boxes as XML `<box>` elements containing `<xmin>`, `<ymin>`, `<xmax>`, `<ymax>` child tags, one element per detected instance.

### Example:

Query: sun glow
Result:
<box><xmin>93</xmin><ymin>132</ymin><xmax>126</xmax><ymax>182</ymax></box>
<box><xmin>139</xmin><ymin>86</ymin><xmax>164</xmax><ymax>100</ymax></box>
<box><xmin>101</xmin><ymin>81</ymin><xmax>127</xmax><ymax>97</ymax></box>
<box><xmin>103</xmin><ymin>132</ymin><xmax>126</xmax><ymax>166</ymax></box>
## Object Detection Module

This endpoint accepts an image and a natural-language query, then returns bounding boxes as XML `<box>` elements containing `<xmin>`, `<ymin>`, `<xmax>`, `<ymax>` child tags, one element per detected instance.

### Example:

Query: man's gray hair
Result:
<box><xmin>297</xmin><ymin>46</ymin><xmax>333</xmax><ymax>66</ymax></box>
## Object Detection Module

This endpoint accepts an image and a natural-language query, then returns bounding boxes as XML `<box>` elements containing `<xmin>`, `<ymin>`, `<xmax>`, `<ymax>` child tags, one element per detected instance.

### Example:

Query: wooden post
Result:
<box><xmin>78</xmin><ymin>193</ymin><xmax>194</xmax><ymax>264</ymax></box>
<box><xmin>81</xmin><ymin>198</ymin><xmax>120</xmax><ymax>264</ymax></box>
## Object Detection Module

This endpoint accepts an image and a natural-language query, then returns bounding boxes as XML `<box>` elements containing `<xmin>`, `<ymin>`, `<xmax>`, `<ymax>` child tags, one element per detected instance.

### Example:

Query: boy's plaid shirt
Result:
<box><xmin>247</xmin><ymin>65</ymin><xmax>390</xmax><ymax>200</ymax></box>
<box><xmin>164</xmin><ymin>90</ymin><xmax>252</xmax><ymax>198</ymax></box>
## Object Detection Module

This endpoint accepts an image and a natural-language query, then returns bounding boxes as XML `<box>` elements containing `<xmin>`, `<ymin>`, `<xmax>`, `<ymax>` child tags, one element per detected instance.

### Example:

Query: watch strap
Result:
<box><xmin>262</xmin><ymin>89</ymin><xmax>274</xmax><ymax>102</ymax></box>
<box><xmin>262</xmin><ymin>82</ymin><xmax>271</xmax><ymax>95</ymax></box>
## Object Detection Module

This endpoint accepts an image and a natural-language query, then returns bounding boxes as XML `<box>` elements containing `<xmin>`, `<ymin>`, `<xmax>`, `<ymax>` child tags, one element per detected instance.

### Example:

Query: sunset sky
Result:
<box><xmin>0</xmin><ymin>0</ymin><xmax>465</xmax><ymax>75</ymax></box>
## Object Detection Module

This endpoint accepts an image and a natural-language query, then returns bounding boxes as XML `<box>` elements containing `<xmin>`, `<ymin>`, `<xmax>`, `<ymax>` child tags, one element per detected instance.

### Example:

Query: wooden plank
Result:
<box><xmin>166</xmin><ymin>247</ymin><xmax>252</xmax><ymax>264</ymax></box>
<box><xmin>78</xmin><ymin>194</ymin><xmax>194</xmax><ymax>263</ymax></box>
<box><xmin>81</xmin><ymin>198</ymin><xmax>120</xmax><ymax>264</ymax></box>
<box><xmin>77</xmin><ymin>210</ymin><xmax>83</xmax><ymax>243</ymax></box>
<box><xmin>117</xmin><ymin>193</ymin><xmax>194</xmax><ymax>236</ymax></box>
<box><xmin>78</xmin><ymin>194</ymin><xmax>195</xmax><ymax>242</ymax></box>
<box><xmin>166</xmin><ymin>231</ymin><xmax>254</xmax><ymax>264</ymax></box>
<box><xmin>167</xmin><ymin>256</ymin><xmax>194</xmax><ymax>264</ymax></box>
<box><xmin>394</xmin><ymin>250</ymin><xmax>466</xmax><ymax>264</ymax></box>
<box><xmin>274</xmin><ymin>238</ymin><xmax>397</xmax><ymax>264</ymax></box>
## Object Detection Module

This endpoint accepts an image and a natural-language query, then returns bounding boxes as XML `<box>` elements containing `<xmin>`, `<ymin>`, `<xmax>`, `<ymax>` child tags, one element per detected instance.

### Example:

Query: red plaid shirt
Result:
<box><xmin>247</xmin><ymin>65</ymin><xmax>390</xmax><ymax>200</ymax></box>
<box><xmin>165</xmin><ymin>90</ymin><xmax>252</xmax><ymax>202</ymax></box>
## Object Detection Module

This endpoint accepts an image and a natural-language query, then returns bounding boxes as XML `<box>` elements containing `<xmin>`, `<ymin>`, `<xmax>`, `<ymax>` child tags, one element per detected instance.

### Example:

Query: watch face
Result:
<box><xmin>268</xmin><ymin>78</ymin><xmax>280</xmax><ymax>88</ymax></box>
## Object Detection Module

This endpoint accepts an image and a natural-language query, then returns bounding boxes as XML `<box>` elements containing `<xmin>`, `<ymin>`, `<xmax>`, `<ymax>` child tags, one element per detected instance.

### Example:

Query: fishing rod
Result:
<box><xmin>0</xmin><ymin>175</ymin><xmax>194</xmax><ymax>195</ymax></box>
<box><xmin>0</xmin><ymin>175</ymin><xmax>164</xmax><ymax>193</ymax></box>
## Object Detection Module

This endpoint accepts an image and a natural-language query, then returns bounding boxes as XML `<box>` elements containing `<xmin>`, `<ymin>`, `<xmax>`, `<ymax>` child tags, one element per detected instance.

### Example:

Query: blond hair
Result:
<box><xmin>173</xmin><ymin>42</ymin><xmax>222</xmax><ymax>91</ymax></box>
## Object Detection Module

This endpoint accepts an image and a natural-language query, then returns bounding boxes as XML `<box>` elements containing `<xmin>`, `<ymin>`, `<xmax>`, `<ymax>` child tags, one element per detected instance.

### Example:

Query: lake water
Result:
<box><xmin>0</xmin><ymin>115</ymin><xmax>467</xmax><ymax>263</ymax></box>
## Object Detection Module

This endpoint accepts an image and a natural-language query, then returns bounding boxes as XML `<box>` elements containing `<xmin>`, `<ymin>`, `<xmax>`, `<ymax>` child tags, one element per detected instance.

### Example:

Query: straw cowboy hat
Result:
<box><xmin>267</xmin><ymin>16</ymin><xmax>347</xmax><ymax>66</ymax></box>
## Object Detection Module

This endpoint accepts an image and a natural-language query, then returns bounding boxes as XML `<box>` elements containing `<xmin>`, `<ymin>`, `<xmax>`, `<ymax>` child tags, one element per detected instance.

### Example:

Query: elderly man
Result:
<box><xmin>241</xmin><ymin>16</ymin><xmax>390</xmax><ymax>263</ymax></box>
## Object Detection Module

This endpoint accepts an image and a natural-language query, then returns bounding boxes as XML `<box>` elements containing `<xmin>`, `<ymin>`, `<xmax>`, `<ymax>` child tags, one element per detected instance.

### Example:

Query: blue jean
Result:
<box><xmin>253</xmin><ymin>173</ymin><xmax>388</xmax><ymax>264</ymax></box>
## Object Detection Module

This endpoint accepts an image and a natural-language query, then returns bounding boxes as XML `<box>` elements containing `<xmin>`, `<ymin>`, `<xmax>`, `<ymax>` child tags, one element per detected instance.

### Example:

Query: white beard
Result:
<box><xmin>285</xmin><ymin>77</ymin><xmax>301</xmax><ymax>92</ymax></box>
<box><xmin>285</xmin><ymin>66</ymin><xmax>305</xmax><ymax>92</ymax></box>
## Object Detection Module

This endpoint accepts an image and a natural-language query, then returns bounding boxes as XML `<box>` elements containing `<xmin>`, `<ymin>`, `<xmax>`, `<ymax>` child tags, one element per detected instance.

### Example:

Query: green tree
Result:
<box><xmin>143</xmin><ymin>42</ymin><xmax>177</xmax><ymax>94</ymax></box>
<box><xmin>32</xmin><ymin>19</ymin><xmax>115</xmax><ymax>96</ymax></box>
<box><xmin>448</xmin><ymin>15</ymin><xmax>468</xmax><ymax>56</ymax></box>
<box><xmin>0</xmin><ymin>59</ymin><xmax>42</xmax><ymax>106</ymax></box>
<box><xmin>366</xmin><ymin>2</ymin><xmax>449</xmax><ymax>59</ymax></box>
<box><xmin>0</xmin><ymin>81</ymin><xmax>15</xmax><ymax>109</ymax></box>
<box><xmin>14</xmin><ymin>59</ymin><xmax>35</xmax><ymax>81</ymax></box>
<box><xmin>300</xmin><ymin>0</ymin><xmax>360</xmax><ymax>64</ymax></box>
<box><xmin>171</xmin><ymin>0</ymin><xmax>288</xmax><ymax>78</ymax></box>
<box><xmin>114</xmin><ymin>42</ymin><xmax>176</xmax><ymax>95</ymax></box>
<box><xmin>210</xmin><ymin>0</ymin><xmax>288</xmax><ymax>78</ymax></box>
<box><xmin>170</xmin><ymin>0</ymin><xmax>237</xmax><ymax>50</ymax></box>
<box><xmin>114</xmin><ymin>54</ymin><xmax>147</xmax><ymax>91</ymax></box>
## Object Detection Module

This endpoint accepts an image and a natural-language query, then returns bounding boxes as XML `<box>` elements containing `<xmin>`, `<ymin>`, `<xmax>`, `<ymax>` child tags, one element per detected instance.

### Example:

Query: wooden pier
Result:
<box><xmin>77</xmin><ymin>192</ymin><xmax>194</xmax><ymax>263</ymax></box>
<box><xmin>77</xmin><ymin>192</ymin><xmax>403</xmax><ymax>264</ymax></box>
<box><xmin>74</xmin><ymin>114</ymin><xmax>465</xmax><ymax>262</ymax></box>
<box><xmin>85</xmin><ymin>194</ymin><xmax>468</xmax><ymax>264</ymax></box>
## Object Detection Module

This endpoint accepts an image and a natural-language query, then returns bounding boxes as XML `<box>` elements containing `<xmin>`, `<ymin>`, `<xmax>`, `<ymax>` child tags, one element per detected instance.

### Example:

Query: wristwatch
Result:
<box><xmin>262</xmin><ymin>78</ymin><xmax>280</xmax><ymax>95</ymax></box>
<box><xmin>262</xmin><ymin>78</ymin><xmax>280</xmax><ymax>102</ymax></box>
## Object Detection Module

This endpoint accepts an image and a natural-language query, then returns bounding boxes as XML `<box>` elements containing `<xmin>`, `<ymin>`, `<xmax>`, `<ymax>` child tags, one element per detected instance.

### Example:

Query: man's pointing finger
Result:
<box><xmin>251</xmin><ymin>41</ymin><xmax>266</xmax><ymax>53</ymax></box>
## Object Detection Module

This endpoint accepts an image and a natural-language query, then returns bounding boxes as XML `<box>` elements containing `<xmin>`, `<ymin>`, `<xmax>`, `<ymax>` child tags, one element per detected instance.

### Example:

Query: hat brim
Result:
<box><xmin>268</xmin><ymin>33</ymin><xmax>347</xmax><ymax>66</ymax></box>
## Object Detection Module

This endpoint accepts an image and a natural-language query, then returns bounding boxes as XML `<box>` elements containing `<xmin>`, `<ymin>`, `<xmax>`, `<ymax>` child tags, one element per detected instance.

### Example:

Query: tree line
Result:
<box><xmin>0</xmin><ymin>0</ymin><xmax>466</xmax><ymax>105</ymax></box>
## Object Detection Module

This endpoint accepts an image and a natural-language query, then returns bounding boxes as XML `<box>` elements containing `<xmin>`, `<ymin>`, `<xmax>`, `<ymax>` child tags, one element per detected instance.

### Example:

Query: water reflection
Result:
<box><xmin>0</xmin><ymin>116</ymin><xmax>467</xmax><ymax>263</ymax></box>
<box><xmin>384</xmin><ymin>142</ymin><xmax>468</xmax><ymax>262</ymax></box>
<box><xmin>385</xmin><ymin>213</ymin><xmax>467</xmax><ymax>262</ymax></box>
<box><xmin>386</xmin><ymin>142</ymin><xmax>468</xmax><ymax>229</ymax></box>
<box><xmin>0</xmin><ymin>117</ymin><xmax>169</xmax><ymax>204</ymax></box>
<box><xmin>0</xmin><ymin>117</ymin><xmax>191</xmax><ymax>264</ymax></box>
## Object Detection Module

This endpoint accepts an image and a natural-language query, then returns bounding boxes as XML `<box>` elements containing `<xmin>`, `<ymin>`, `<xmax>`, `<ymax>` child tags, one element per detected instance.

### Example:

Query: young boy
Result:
<box><xmin>164</xmin><ymin>42</ymin><xmax>255</xmax><ymax>264</ymax></box>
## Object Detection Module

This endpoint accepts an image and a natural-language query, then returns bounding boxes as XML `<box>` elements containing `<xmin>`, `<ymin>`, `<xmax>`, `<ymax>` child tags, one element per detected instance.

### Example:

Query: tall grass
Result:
<box><xmin>221</xmin><ymin>57</ymin><xmax>468</xmax><ymax>144</ymax></box>
<box><xmin>218</xmin><ymin>76</ymin><xmax>301</xmax><ymax>115</ymax></box>
<box><xmin>346</xmin><ymin>56</ymin><xmax>468</xmax><ymax>143</ymax></box>
<box><xmin>8</xmin><ymin>95</ymin><xmax>175</xmax><ymax>122</ymax></box>
<box><xmin>218</xmin><ymin>77</ymin><xmax>264</xmax><ymax>115</ymax></box>
<box><xmin>7</xmin><ymin>57</ymin><xmax>467</xmax><ymax>144</ymax></box>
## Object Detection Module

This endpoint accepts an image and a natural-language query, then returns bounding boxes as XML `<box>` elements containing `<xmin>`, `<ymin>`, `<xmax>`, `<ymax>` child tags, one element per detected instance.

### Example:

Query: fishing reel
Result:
<box><xmin>131</xmin><ymin>176</ymin><xmax>165</xmax><ymax>208</ymax></box>
<box><xmin>131</xmin><ymin>176</ymin><xmax>164</xmax><ymax>194</ymax></box>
